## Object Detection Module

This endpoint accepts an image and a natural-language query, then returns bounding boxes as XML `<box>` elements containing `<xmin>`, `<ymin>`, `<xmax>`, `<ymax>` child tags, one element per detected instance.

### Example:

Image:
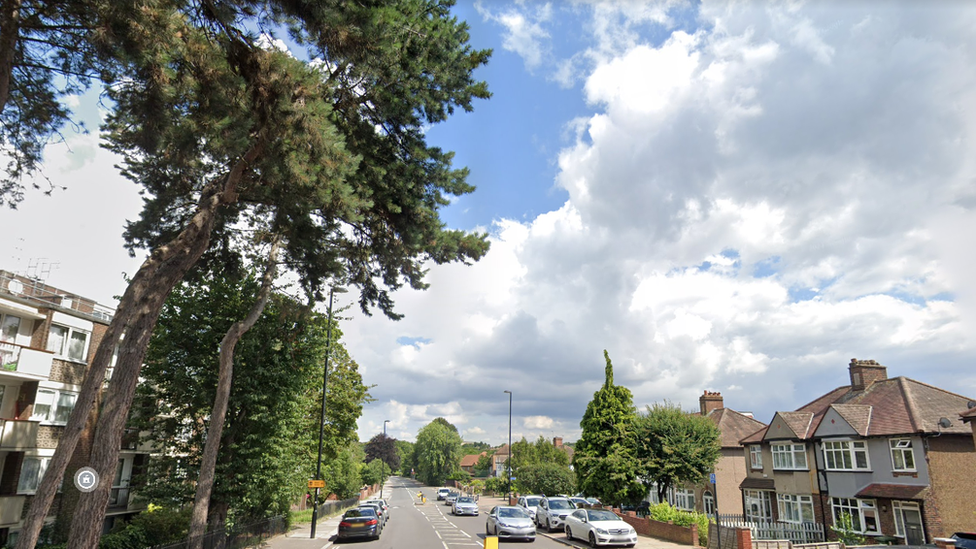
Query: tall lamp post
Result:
<box><xmin>504</xmin><ymin>390</ymin><xmax>512</xmax><ymax>500</ymax></box>
<box><xmin>310</xmin><ymin>286</ymin><xmax>345</xmax><ymax>539</ymax></box>
<box><xmin>380</xmin><ymin>420</ymin><xmax>390</xmax><ymax>500</ymax></box>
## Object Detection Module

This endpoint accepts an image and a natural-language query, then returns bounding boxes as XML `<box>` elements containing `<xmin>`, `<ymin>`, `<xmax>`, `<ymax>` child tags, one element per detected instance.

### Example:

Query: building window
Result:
<box><xmin>823</xmin><ymin>440</ymin><xmax>870</xmax><ymax>471</ymax></box>
<box><xmin>31</xmin><ymin>389</ymin><xmax>78</xmax><ymax>424</ymax></box>
<box><xmin>744</xmin><ymin>489</ymin><xmax>773</xmax><ymax>521</ymax></box>
<box><xmin>777</xmin><ymin>494</ymin><xmax>815</xmax><ymax>524</ymax></box>
<box><xmin>672</xmin><ymin>488</ymin><xmax>695</xmax><ymax>511</ymax></box>
<box><xmin>18</xmin><ymin>457</ymin><xmax>51</xmax><ymax>494</ymax></box>
<box><xmin>750</xmin><ymin>445</ymin><xmax>763</xmax><ymax>469</ymax></box>
<box><xmin>831</xmin><ymin>497</ymin><xmax>879</xmax><ymax>535</ymax></box>
<box><xmin>1</xmin><ymin>314</ymin><xmax>21</xmax><ymax>342</ymax></box>
<box><xmin>703</xmin><ymin>492</ymin><xmax>715</xmax><ymax>515</ymax></box>
<box><xmin>889</xmin><ymin>439</ymin><xmax>915</xmax><ymax>472</ymax></box>
<box><xmin>47</xmin><ymin>324</ymin><xmax>90</xmax><ymax>362</ymax></box>
<box><xmin>771</xmin><ymin>443</ymin><xmax>807</xmax><ymax>470</ymax></box>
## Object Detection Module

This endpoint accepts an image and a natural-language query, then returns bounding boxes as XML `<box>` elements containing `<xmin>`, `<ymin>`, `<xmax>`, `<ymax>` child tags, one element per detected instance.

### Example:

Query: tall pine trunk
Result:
<box><xmin>187</xmin><ymin>239</ymin><xmax>280</xmax><ymax>549</ymax></box>
<box><xmin>0</xmin><ymin>0</ymin><xmax>20</xmax><ymax>112</ymax></box>
<box><xmin>16</xmin><ymin>140</ymin><xmax>263</xmax><ymax>549</ymax></box>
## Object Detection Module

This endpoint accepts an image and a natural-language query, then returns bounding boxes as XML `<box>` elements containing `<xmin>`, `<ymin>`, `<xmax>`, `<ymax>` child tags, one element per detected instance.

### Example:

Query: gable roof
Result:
<box><xmin>799</xmin><ymin>376</ymin><xmax>974</xmax><ymax>437</ymax></box>
<box><xmin>740</xmin><ymin>425</ymin><xmax>768</xmax><ymax>445</ymax></box>
<box><xmin>707</xmin><ymin>408</ymin><xmax>768</xmax><ymax>448</ymax></box>
<box><xmin>493</xmin><ymin>444</ymin><xmax>510</xmax><ymax>458</ymax></box>
<box><xmin>764</xmin><ymin>411</ymin><xmax>815</xmax><ymax>441</ymax></box>
<box><xmin>460</xmin><ymin>452</ymin><xmax>485</xmax><ymax>468</ymax></box>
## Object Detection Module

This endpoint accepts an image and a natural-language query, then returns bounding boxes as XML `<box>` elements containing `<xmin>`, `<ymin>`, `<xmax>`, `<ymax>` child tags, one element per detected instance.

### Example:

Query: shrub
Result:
<box><xmin>646</xmin><ymin>502</ymin><xmax>710</xmax><ymax>547</ymax></box>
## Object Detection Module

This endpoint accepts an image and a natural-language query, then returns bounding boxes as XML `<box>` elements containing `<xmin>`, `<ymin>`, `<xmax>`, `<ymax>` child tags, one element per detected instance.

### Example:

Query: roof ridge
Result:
<box><xmin>900</xmin><ymin>377</ymin><xmax>921</xmax><ymax>433</ymax></box>
<box><xmin>794</xmin><ymin>385</ymin><xmax>850</xmax><ymax>411</ymax></box>
<box><xmin>724</xmin><ymin>407</ymin><xmax>768</xmax><ymax>427</ymax></box>
<box><xmin>900</xmin><ymin>375</ymin><xmax>976</xmax><ymax>401</ymax></box>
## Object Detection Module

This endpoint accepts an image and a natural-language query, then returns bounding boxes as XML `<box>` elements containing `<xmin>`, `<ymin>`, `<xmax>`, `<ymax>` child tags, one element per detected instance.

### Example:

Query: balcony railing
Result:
<box><xmin>109</xmin><ymin>486</ymin><xmax>130</xmax><ymax>509</ymax></box>
<box><xmin>0</xmin><ymin>342</ymin><xmax>53</xmax><ymax>378</ymax></box>
<box><xmin>0</xmin><ymin>419</ymin><xmax>39</xmax><ymax>449</ymax></box>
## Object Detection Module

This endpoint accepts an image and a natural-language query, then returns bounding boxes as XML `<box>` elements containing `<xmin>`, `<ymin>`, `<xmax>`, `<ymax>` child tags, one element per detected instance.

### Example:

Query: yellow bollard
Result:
<box><xmin>483</xmin><ymin>536</ymin><xmax>499</xmax><ymax>549</ymax></box>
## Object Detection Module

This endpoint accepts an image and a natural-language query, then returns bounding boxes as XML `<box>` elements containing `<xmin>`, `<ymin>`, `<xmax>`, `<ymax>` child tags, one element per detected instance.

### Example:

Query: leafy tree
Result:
<box><xmin>365</xmin><ymin>433</ymin><xmax>401</xmax><ymax>472</ymax></box>
<box><xmin>572</xmin><ymin>351</ymin><xmax>644</xmax><ymax>506</ymax></box>
<box><xmin>473</xmin><ymin>454</ymin><xmax>493</xmax><ymax>477</ymax></box>
<box><xmin>325</xmin><ymin>444</ymin><xmax>366</xmax><ymax>500</ymax></box>
<box><xmin>394</xmin><ymin>440</ymin><xmax>415</xmax><ymax>476</ymax></box>
<box><xmin>362</xmin><ymin>459</ymin><xmax>390</xmax><ymax>487</ymax></box>
<box><xmin>634</xmin><ymin>402</ymin><xmax>721</xmax><ymax>502</ymax></box>
<box><xmin>19</xmin><ymin>2</ymin><xmax>490</xmax><ymax>547</ymax></box>
<box><xmin>484</xmin><ymin>476</ymin><xmax>505</xmax><ymax>495</ymax></box>
<box><xmin>126</xmin><ymin>272</ymin><xmax>370</xmax><ymax>526</ymax></box>
<box><xmin>517</xmin><ymin>463</ymin><xmax>576</xmax><ymax>497</ymax></box>
<box><xmin>461</xmin><ymin>441</ymin><xmax>491</xmax><ymax>454</ymax></box>
<box><xmin>415</xmin><ymin>419</ymin><xmax>463</xmax><ymax>486</ymax></box>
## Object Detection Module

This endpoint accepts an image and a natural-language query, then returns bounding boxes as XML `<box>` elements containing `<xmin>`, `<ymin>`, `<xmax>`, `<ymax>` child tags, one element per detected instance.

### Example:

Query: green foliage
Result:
<box><xmin>133</xmin><ymin>271</ymin><xmax>371</xmax><ymax>520</ymax></box>
<box><xmin>469</xmin><ymin>479</ymin><xmax>485</xmax><ymax>495</ymax></box>
<box><xmin>394</xmin><ymin>440</ymin><xmax>415</xmax><ymax>475</ymax></box>
<box><xmin>484</xmin><ymin>476</ymin><xmax>505</xmax><ymax>494</ymax></box>
<box><xmin>415</xmin><ymin>419</ymin><xmax>463</xmax><ymax>486</ymax></box>
<box><xmin>831</xmin><ymin>512</ymin><xmax>865</xmax><ymax>546</ymax></box>
<box><xmin>572</xmin><ymin>351</ymin><xmax>644</xmax><ymax>506</ymax></box>
<box><xmin>325</xmin><ymin>444</ymin><xmax>366</xmax><ymax>500</ymax></box>
<box><xmin>634</xmin><ymin>402</ymin><xmax>721</xmax><ymax>502</ymax></box>
<box><xmin>362</xmin><ymin>459</ymin><xmax>390</xmax><ymax>487</ymax></box>
<box><xmin>473</xmin><ymin>454</ymin><xmax>493</xmax><ymax>477</ymax></box>
<box><xmin>461</xmin><ymin>441</ymin><xmax>491</xmax><ymax>454</ymax></box>
<box><xmin>646</xmin><ymin>503</ymin><xmax>710</xmax><ymax>546</ymax></box>
<box><xmin>96</xmin><ymin>505</ymin><xmax>192</xmax><ymax>549</ymax></box>
<box><xmin>517</xmin><ymin>463</ymin><xmax>575</xmax><ymax>496</ymax></box>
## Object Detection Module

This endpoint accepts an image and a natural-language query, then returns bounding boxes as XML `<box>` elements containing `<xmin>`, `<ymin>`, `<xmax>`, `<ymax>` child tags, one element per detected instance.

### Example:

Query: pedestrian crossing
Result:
<box><xmin>414</xmin><ymin>492</ymin><xmax>482</xmax><ymax>549</ymax></box>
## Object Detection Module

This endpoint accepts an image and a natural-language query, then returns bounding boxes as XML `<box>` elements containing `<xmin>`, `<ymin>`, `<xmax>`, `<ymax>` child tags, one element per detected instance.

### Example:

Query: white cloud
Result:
<box><xmin>476</xmin><ymin>2</ymin><xmax>553</xmax><ymax>71</ymax></box>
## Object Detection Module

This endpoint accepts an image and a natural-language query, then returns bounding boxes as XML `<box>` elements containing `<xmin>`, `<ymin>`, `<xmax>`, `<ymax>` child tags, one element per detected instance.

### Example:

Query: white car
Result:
<box><xmin>536</xmin><ymin>496</ymin><xmax>576</xmax><ymax>532</ymax></box>
<box><xmin>362</xmin><ymin>499</ymin><xmax>390</xmax><ymax>518</ymax></box>
<box><xmin>516</xmin><ymin>495</ymin><xmax>543</xmax><ymax>522</ymax></box>
<box><xmin>452</xmin><ymin>495</ymin><xmax>479</xmax><ymax>516</ymax></box>
<box><xmin>564</xmin><ymin>508</ymin><xmax>637</xmax><ymax>547</ymax></box>
<box><xmin>437</xmin><ymin>488</ymin><xmax>451</xmax><ymax>500</ymax></box>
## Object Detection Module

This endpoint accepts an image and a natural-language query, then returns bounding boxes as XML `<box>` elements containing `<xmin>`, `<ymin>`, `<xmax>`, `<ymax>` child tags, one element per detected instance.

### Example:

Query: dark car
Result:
<box><xmin>337</xmin><ymin>507</ymin><xmax>381</xmax><ymax>541</ymax></box>
<box><xmin>953</xmin><ymin>533</ymin><xmax>976</xmax><ymax>549</ymax></box>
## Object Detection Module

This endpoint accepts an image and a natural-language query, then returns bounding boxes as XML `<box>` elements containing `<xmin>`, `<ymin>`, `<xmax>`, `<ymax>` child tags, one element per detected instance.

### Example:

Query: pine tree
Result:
<box><xmin>572</xmin><ymin>350</ymin><xmax>644</xmax><ymax>506</ymax></box>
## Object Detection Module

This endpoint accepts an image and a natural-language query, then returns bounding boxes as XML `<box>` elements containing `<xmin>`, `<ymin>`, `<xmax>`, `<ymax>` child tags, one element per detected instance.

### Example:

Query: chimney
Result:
<box><xmin>553</xmin><ymin>437</ymin><xmax>563</xmax><ymax>448</ymax></box>
<box><xmin>849</xmin><ymin>358</ymin><xmax>887</xmax><ymax>392</ymax></box>
<box><xmin>700</xmin><ymin>391</ymin><xmax>724</xmax><ymax>415</ymax></box>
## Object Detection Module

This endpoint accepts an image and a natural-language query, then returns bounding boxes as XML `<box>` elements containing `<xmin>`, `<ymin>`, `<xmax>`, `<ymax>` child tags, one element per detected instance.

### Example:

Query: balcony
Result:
<box><xmin>0</xmin><ymin>495</ymin><xmax>25</xmax><ymax>526</ymax></box>
<box><xmin>0</xmin><ymin>419</ymin><xmax>39</xmax><ymax>449</ymax></box>
<box><xmin>108</xmin><ymin>486</ymin><xmax>130</xmax><ymax>509</ymax></box>
<box><xmin>0</xmin><ymin>342</ymin><xmax>53</xmax><ymax>378</ymax></box>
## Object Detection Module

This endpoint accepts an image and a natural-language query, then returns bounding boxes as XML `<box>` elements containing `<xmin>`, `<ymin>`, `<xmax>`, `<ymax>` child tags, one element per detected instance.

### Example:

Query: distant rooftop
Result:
<box><xmin>0</xmin><ymin>270</ymin><xmax>114</xmax><ymax>323</ymax></box>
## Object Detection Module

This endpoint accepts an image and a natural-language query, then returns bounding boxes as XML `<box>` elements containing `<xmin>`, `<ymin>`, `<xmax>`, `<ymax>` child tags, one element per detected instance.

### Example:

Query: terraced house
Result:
<box><xmin>0</xmin><ymin>270</ymin><xmax>151</xmax><ymax>543</ymax></box>
<box><xmin>740</xmin><ymin>359</ymin><xmax>976</xmax><ymax>545</ymax></box>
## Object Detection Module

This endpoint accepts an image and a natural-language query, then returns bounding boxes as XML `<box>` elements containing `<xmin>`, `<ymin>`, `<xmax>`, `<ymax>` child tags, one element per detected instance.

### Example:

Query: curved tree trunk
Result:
<box><xmin>187</xmin><ymin>238</ymin><xmax>281</xmax><ymax>549</ymax></box>
<box><xmin>15</xmin><ymin>140</ymin><xmax>263</xmax><ymax>549</ymax></box>
<box><xmin>0</xmin><ymin>0</ymin><xmax>20</xmax><ymax>113</ymax></box>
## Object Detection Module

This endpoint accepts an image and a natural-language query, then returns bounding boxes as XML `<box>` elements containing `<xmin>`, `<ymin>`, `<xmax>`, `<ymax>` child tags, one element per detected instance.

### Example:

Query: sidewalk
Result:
<box><xmin>264</xmin><ymin>511</ymin><xmax>343</xmax><ymax>549</ymax></box>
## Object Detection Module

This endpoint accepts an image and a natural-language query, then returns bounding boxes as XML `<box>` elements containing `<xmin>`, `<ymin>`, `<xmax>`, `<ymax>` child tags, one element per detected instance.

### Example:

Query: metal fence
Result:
<box><xmin>151</xmin><ymin>515</ymin><xmax>287</xmax><ymax>549</ymax></box>
<box><xmin>314</xmin><ymin>496</ymin><xmax>361</xmax><ymax>520</ymax></box>
<box><xmin>718</xmin><ymin>515</ymin><xmax>825</xmax><ymax>544</ymax></box>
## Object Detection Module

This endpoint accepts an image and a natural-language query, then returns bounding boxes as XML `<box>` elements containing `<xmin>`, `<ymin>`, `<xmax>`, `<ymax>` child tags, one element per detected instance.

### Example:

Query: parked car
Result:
<box><xmin>437</xmin><ymin>487</ymin><xmax>452</xmax><ymax>500</ymax></box>
<box><xmin>517</xmin><ymin>494</ymin><xmax>543</xmax><ymax>521</ymax></box>
<box><xmin>569</xmin><ymin>497</ymin><xmax>589</xmax><ymax>508</ymax></box>
<box><xmin>453</xmin><ymin>495</ymin><xmax>479</xmax><ymax>516</ymax></box>
<box><xmin>445</xmin><ymin>491</ymin><xmax>460</xmax><ymax>505</ymax></box>
<box><xmin>585</xmin><ymin>497</ymin><xmax>601</xmax><ymax>506</ymax></box>
<box><xmin>536</xmin><ymin>496</ymin><xmax>576</xmax><ymax>532</ymax></box>
<box><xmin>953</xmin><ymin>533</ymin><xmax>976</xmax><ymax>549</ymax></box>
<box><xmin>337</xmin><ymin>507</ymin><xmax>381</xmax><ymax>541</ymax></box>
<box><xmin>564</xmin><ymin>508</ymin><xmax>637</xmax><ymax>548</ymax></box>
<box><xmin>358</xmin><ymin>501</ymin><xmax>387</xmax><ymax>525</ymax></box>
<box><xmin>362</xmin><ymin>498</ymin><xmax>390</xmax><ymax>519</ymax></box>
<box><xmin>486</xmin><ymin>505</ymin><xmax>536</xmax><ymax>541</ymax></box>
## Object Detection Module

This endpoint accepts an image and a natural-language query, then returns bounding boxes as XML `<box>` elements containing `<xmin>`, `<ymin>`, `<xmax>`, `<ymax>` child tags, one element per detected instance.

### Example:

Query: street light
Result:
<box><xmin>381</xmin><ymin>420</ymin><xmax>390</xmax><ymax>500</ymax></box>
<box><xmin>311</xmin><ymin>285</ymin><xmax>346</xmax><ymax>539</ymax></box>
<box><xmin>504</xmin><ymin>390</ymin><xmax>512</xmax><ymax>501</ymax></box>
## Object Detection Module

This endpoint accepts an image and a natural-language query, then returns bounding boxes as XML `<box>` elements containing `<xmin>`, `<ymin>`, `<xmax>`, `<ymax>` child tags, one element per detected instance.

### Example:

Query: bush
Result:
<box><xmin>646</xmin><ymin>502</ymin><xmax>710</xmax><ymax>547</ymax></box>
<box><xmin>484</xmin><ymin>476</ymin><xmax>505</xmax><ymax>494</ymax></box>
<box><xmin>831</xmin><ymin>512</ymin><xmax>865</xmax><ymax>546</ymax></box>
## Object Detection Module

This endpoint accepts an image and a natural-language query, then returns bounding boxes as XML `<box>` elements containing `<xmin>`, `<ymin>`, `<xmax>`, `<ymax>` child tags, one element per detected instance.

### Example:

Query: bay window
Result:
<box><xmin>777</xmin><ymin>494</ymin><xmax>815</xmax><ymax>523</ymax></box>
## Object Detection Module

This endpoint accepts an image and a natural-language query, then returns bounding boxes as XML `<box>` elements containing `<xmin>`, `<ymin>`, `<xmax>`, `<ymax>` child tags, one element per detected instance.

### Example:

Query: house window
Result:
<box><xmin>889</xmin><ymin>439</ymin><xmax>915</xmax><ymax>471</ymax></box>
<box><xmin>771</xmin><ymin>443</ymin><xmax>807</xmax><ymax>470</ymax></box>
<box><xmin>1</xmin><ymin>314</ymin><xmax>21</xmax><ymax>342</ymax></box>
<box><xmin>47</xmin><ymin>324</ymin><xmax>90</xmax><ymax>362</ymax></box>
<box><xmin>777</xmin><ymin>494</ymin><xmax>815</xmax><ymax>524</ymax></box>
<box><xmin>31</xmin><ymin>389</ymin><xmax>78</xmax><ymax>424</ymax></box>
<box><xmin>744</xmin><ymin>489</ymin><xmax>773</xmax><ymax>521</ymax></box>
<box><xmin>703</xmin><ymin>492</ymin><xmax>715</xmax><ymax>515</ymax></box>
<box><xmin>831</xmin><ymin>497</ymin><xmax>879</xmax><ymax>534</ymax></box>
<box><xmin>823</xmin><ymin>440</ymin><xmax>870</xmax><ymax>471</ymax></box>
<box><xmin>18</xmin><ymin>457</ymin><xmax>51</xmax><ymax>494</ymax></box>
<box><xmin>672</xmin><ymin>488</ymin><xmax>695</xmax><ymax>511</ymax></box>
<box><xmin>750</xmin><ymin>445</ymin><xmax>763</xmax><ymax>469</ymax></box>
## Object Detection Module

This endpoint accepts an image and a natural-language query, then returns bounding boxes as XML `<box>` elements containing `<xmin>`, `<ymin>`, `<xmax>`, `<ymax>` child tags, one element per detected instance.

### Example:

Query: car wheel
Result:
<box><xmin>589</xmin><ymin>532</ymin><xmax>598</xmax><ymax>548</ymax></box>
<box><xmin>566</xmin><ymin>526</ymin><xmax>573</xmax><ymax>541</ymax></box>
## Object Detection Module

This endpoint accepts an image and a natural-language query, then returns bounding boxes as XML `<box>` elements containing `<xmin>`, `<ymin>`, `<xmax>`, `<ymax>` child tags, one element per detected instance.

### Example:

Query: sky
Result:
<box><xmin>4</xmin><ymin>1</ymin><xmax>976</xmax><ymax>447</ymax></box>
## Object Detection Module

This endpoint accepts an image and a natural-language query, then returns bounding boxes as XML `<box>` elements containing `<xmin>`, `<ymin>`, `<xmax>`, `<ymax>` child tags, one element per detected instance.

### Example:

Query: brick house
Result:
<box><xmin>492</xmin><ymin>444</ymin><xmax>510</xmax><ymax>478</ymax></box>
<box><xmin>0</xmin><ymin>270</ymin><xmax>152</xmax><ymax>544</ymax></box>
<box><xmin>739</xmin><ymin>358</ymin><xmax>976</xmax><ymax>544</ymax></box>
<box><xmin>460</xmin><ymin>452</ymin><xmax>485</xmax><ymax>475</ymax></box>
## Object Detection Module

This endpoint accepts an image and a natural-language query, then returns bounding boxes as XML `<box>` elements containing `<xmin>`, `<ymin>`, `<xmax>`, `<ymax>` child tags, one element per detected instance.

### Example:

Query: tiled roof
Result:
<box><xmin>740</xmin><ymin>477</ymin><xmax>775</xmax><ymax>490</ymax></box>
<box><xmin>708</xmin><ymin>408</ymin><xmax>767</xmax><ymax>448</ymax></box>
<box><xmin>774</xmin><ymin>411</ymin><xmax>815</xmax><ymax>440</ymax></box>
<box><xmin>855</xmin><ymin>483</ymin><xmax>927</xmax><ymax>500</ymax></box>
<box><xmin>831</xmin><ymin>404</ymin><xmax>872</xmax><ymax>436</ymax></box>
<box><xmin>494</xmin><ymin>444</ymin><xmax>510</xmax><ymax>457</ymax></box>
<box><xmin>460</xmin><ymin>453</ymin><xmax>484</xmax><ymax>468</ymax></box>
<box><xmin>798</xmin><ymin>376</ymin><xmax>974</xmax><ymax>436</ymax></box>
<box><xmin>740</xmin><ymin>426</ymin><xmax>767</xmax><ymax>444</ymax></box>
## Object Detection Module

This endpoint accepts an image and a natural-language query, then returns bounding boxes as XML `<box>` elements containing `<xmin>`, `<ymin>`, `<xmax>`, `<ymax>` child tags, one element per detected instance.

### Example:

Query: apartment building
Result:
<box><xmin>739</xmin><ymin>359</ymin><xmax>976</xmax><ymax>544</ymax></box>
<box><xmin>0</xmin><ymin>270</ymin><xmax>151</xmax><ymax>543</ymax></box>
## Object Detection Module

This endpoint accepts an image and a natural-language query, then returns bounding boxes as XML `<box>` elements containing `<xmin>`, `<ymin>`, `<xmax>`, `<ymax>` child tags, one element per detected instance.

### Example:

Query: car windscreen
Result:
<box><xmin>345</xmin><ymin>508</ymin><xmax>376</xmax><ymax>518</ymax></box>
<box><xmin>499</xmin><ymin>507</ymin><xmax>529</xmax><ymax>518</ymax></box>
<box><xmin>587</xmin><ymin>510</ymin><xmax>620</xmax><ymax>522</ymax></box>
<box><xmin>457</xmin><ymin>497</ymin><xmax>474</xmax><ymax>503</ymax></box>
<box><xmin>548</xmin><ymin>499</ymin><xmax>574</xmax><ymax>510</ymax></box>
<box><xmin>525</xmin><ymin>497</ymin><xmax>541</xmax><ymax>506</ymax></box>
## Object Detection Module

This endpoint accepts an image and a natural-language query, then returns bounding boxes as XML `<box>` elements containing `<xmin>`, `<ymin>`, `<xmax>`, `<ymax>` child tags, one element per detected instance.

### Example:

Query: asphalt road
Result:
<box><xmin>329</xmin><ymin>477</ymin><xmax>566</xmax><ymax>549</ymax></box>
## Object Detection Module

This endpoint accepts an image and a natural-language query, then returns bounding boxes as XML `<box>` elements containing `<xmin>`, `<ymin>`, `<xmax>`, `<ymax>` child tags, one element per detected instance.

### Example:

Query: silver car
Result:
<box><xmin>516</xmin><ymin>494</ymin><xmax>543</xmax><ymax>522</ymax></box>
<box><xmin>486</xmin><ymin>505</ymin><xmax>536</xmax><ymax>541</ymax></box>
<box><xmin>453</xmin><ymin>495</ymin><xmax>479</xmax><ymax>516</ymax></box>
<box><xmin>536</xmin><ymin>496</ymin><xmax>576</xmax><ymax>532</ymax></box>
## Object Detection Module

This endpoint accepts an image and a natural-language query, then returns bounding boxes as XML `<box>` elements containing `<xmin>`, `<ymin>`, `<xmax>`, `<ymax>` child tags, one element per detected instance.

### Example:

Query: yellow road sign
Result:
<box><xmin>308</xmin><ymin>480</ymin><xmax>325</xmax><ymax>489</ymax></box>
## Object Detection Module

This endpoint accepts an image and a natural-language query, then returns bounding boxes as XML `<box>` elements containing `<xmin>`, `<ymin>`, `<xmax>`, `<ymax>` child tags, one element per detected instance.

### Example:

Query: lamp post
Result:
<box><xmin>381</xmin><ymin>420</ymin><xmax>390</xmax><ymax>500</ymax></box>
<box><xmin>504</xmin><ymin>390</ymin><xmax>512</xmax><ymax>501</ymax></box>
<box><xmin>311</xmin><ymin>286</ymin><xmax>345</xmax><ymax>539</ymax></box>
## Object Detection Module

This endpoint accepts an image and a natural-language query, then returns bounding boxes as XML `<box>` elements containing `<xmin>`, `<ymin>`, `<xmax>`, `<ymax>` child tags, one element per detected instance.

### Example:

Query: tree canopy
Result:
<box><xmin>414</xmin><ymin>418</ymin><xmax>463</xmax><ymax>486</ymax></box>
<box><xmin>634</xmin><ymin>402</ymin><xmax>721</xmax><ymax>502</ymax></box>
<box><xmin>571</xmin><ymin>350</ymin><xmax>644</xmax><ymax>506</ymax></box>
<box><xmin>365</xmin><ymin>433</ymin><xmax>401</xmax><ymax>472</ymax></box>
